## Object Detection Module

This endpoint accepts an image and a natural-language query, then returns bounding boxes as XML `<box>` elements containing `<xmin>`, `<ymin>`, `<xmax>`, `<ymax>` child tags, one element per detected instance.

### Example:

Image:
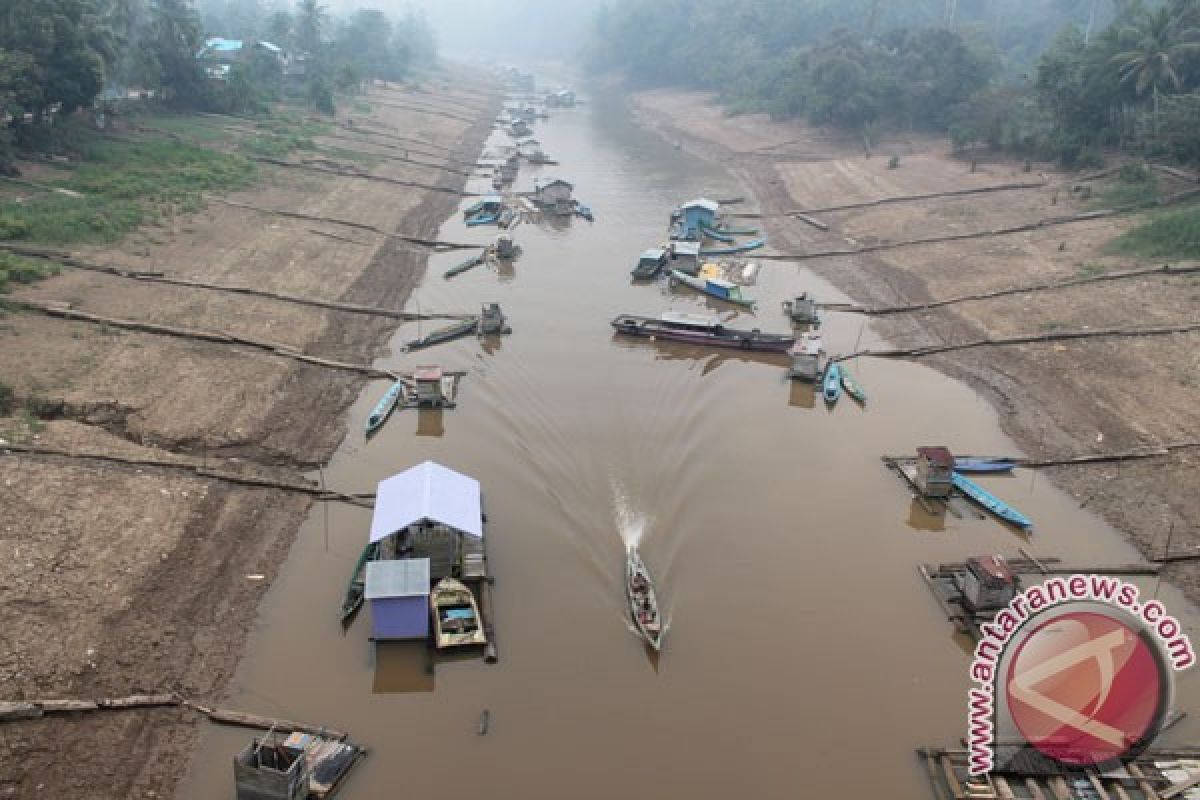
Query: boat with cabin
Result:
<box><xmin>822</xmin><ymin>362</ymin><xmax>842</xmax><ymax>404</ymax></box>
<box><xmin>626</xmin><ymin>547</ymin><xmax>662</xmax><ymax>650</ymax></box>
<box><xmin>431</xmin><ymin>577</ymin><xmax>487</xmax><ymax>648</ymax></box>
<box><xmin>952</xmin><ymin>472</ymin><xmax>1034</xmax><ymax>530</ymax></box>
<box><xmin>611</xmin><ymin>312</ymin><xmax>795</xmax><ymax>352</ymax></box>
<box><xmin>631</xmin><ymin>247</ymin><xmax>668</xmax><ymax>280</ymax></box>
<box><xmin>669</xmin><ymin>268</ymin><xmax>755</xmax><ymax>307</ymax></box>
<box><xmin>782</xmin><ymin>293</ymin><xmax>821</xmax><ymax>326</ymax></box>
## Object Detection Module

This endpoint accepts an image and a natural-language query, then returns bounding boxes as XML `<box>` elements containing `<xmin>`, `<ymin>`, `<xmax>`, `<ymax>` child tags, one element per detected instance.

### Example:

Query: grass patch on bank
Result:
<box><xmin>1088</xmin><ymin>163</ymin><xmax>1161</xmax><ymax>210</ymax></box>
<box><xmin>0</xmin><ymin>252</ymin><xmax>60</xmax><ymax>292</ymax></box>
<box><xmin>0</xmin><ymin>127</ymin><xmax>254</xmax><ymax>245</ymax></box>
<box><xmin>1107</xmin><ymin>205</ymin><xmax>1200</xmax><ymax>259</ymax></box>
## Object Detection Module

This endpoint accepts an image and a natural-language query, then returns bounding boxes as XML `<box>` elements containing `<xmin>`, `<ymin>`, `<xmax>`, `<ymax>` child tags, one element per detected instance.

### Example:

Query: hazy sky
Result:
<box><xmin>326</xmin><ymin>0</ymin><xmax>604</xmax><ymax>59</ymax></box>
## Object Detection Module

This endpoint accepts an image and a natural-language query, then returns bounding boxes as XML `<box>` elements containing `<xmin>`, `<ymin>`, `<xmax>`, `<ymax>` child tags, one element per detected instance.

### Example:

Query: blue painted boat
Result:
<box><xmin>954</xmin><ymin>458</ymin><xmax>1018</xmax><ymax>474</ymax></box>
<box><xmin>670</xmin><ymin>269</ymin><xmax>755</xmax><ymax>307</ymax></box>
<box><xmin>466</xmin><ymin>212</ymin><xmax>500</xmax><ymax>227</ymax></box>
<box><xmin>952</xmin><ymin>472</ymin><xmax>1033</xmax><ymax>530</ymax></box>
<box><xmin>822</xmin><ymin>362</ymin><xmax>842</xmax><ymax>404</ymax></box>
<box><xmin>840</xmin><ymin>366</ymin><xmax>866</xmax><ymax>404</ymax></box>
<box><xmin>365</xmin><ymin>380</ymin><xmax>407</xmax><ymax>436</ymax></box>
<box><xmin>576</xmin><ymin>204</ymin><xmax>594</xmax><ymax>221</ymax></box>
<box><xmin>698</xmin><ymin>223</ymin><xmax>736</xmax><ymax>243</ymax></box>
<box><xmin>699</xmin><ymin>238</ymin><xmax>766</xmax><ymax>256</ymax></box>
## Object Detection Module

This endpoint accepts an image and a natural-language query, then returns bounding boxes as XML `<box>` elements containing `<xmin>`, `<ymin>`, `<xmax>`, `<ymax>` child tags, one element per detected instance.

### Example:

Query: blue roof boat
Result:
<box><xmin>699</xmin><ymin>238</ymin><xmax>766</xmax><ymax>256</ymax></box>
<box><xmin>954</xmin><ymin>458</ymin><xmax>1017</xmax><ymax>474</ymax></box>
<box><xmin>365</xmin><ymin>380</ymin><xmax>407</xmax><ymax>436</ymax></box>
<box><xmin>952</xmin><ymin>472</ymin><xmax>1033</xmax><ymax>530</ymax></box>
<box><xmin>822</xmin><ymin>362</ymin><xmax>842</xmax><ymax>404</ymax></box>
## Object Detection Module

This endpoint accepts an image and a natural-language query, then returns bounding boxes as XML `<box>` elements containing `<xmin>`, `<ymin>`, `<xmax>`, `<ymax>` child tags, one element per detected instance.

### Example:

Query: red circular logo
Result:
<box><xmin>1005</xmin><ymin>610</ymin><xmax>1168</xmax><ymax>766</ymax></box>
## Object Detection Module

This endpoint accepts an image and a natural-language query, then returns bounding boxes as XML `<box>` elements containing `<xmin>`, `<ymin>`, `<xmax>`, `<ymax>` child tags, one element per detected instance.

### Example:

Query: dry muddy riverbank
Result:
<box><xmin>0</xmin><ymin>73</ymin><xmax>500</xmax><ymax>798</ymax></box>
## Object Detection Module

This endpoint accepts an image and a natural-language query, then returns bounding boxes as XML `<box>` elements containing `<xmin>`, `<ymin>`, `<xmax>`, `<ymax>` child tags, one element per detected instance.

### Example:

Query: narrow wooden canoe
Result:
<box><xmin>431</xmin><ymin>578</ymin><xmax>487</xmax><ymax>649</ymax></box>
<box><xmin>699</xmin><ymin>238</ymin><xmax>766</xmax><ymax>256</ymax></box>
<box><xmin>365</xmin><ymin>380</ymin><xmax>407</xmax><ymax>436</ymax></box>
<box><xmin>404</xmin><ymin>317</ymin><xmax>479</xmax><ymax>352</ymax></box>
<box><xmin>822</xmin><ymin>362</ymin><xmax>842</xmax><ymax>404</ymax></box>
<box><xmin>840</xmin><ymin>367</ymin><xmax>867</xmax><ymax>404</ymax></box>
<box><xmin>669</xmin><ymin>269</ymin><xmax>755</xmax><ymax>307</ymax></box>
<box><xmin>340</xmin><ymin>541</ymin><xmax>380</xmax><ymax>623</ymax></box>
<box><xmin>626</xmin><ymin>547</ymin><xmax>663</xmax><ymax>650</ymax></box>
<box><xmin>444</xmin><ymin>249</ymin><xmax>487</xmax><ymax>279</ymax></box>
<box><xmin>954</xmin><ymin>458</ymin><xmax>1017</xmax><ymax>474</ymax></box>
<box><xmin>952</xmin><ymin>472</ymin><xmax>1033</xmax><ymax>531</ymax></box>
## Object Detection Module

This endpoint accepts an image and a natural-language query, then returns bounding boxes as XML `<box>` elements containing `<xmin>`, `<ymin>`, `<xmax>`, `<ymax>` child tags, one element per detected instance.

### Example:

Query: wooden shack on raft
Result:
<box><xmin>915</xmin><ymin>446</ymin><xmax>955</xmax><ymax>498</ymax></box>
<box><xmin>364</xmin><ymin>462</ymin><xmax>486</xmax><ymax>643</ymax></box>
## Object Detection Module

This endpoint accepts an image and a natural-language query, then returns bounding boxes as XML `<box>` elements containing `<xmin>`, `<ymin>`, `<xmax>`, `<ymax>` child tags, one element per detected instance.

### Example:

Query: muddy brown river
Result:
<box><xmin>177</xmin><ymin>84</ymin><xmax>1199</xmax><ymax>799</ymax></box>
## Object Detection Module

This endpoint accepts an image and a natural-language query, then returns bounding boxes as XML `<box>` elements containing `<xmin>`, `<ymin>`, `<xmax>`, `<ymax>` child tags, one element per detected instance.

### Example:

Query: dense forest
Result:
<box><xmin>0</xmin><ymin>0</ymin><xmax>436</xmax><ymax>170</ymax></box>
<box><xmin>588</xmin><ymin>0</ymin><xmax>1200</xmax><ymax>166</ymax></box>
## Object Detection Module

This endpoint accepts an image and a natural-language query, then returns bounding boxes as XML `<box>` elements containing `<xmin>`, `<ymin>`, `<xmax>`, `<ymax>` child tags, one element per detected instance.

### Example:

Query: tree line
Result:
<box><xmin>587</xmin><ymin>0</ymin><xmax>1200</xmax><ymax>166</ymax></box>
<box><xmin>0</xmin><ymin>0</ymin><xmax>437</xmax><ymax>170</ymax></box>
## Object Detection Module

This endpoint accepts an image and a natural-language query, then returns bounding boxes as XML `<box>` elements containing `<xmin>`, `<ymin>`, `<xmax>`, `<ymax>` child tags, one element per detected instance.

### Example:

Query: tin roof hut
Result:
<box><xmin>915</xmin><ymin>446</ymin><xmax>955</xmax><ymax>498</ymax></box>
<box><xmin>535</xmin><ymin>178</ymin><xmax>575</xmax><ymax>214</ymax></box>
<box><xmin>679</xmin><ymin>197</ymin><xmax>720</xmax><ymax>238</ymax></box>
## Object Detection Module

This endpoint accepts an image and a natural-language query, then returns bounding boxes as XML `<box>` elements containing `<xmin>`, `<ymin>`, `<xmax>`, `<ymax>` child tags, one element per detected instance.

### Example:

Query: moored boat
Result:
<box><xmin>631</xmin><ymin>247</ymin><xmax>668</xmax><ymax>280</ymax></box>
<box><xmin>699</xmin><ymin>237</ymin><xmax>766</xmax><ymax>256</ymax></box>
<box><xmin>611</xmin><ymin>312</ymin><xmax>795</xmax><ymax>352</ymax></box>
<box><xmin>952</xmin><ymin>472</ymin><xmax>1034</xmax><ymax>530</ymax></box>
<box><xmin>404</xmin><ymin>317</ymin><xmax>479</xmax><ymax>352</ymax></box>
<box><xmin>430</xmin><ymin>577</ymin><xmax>487</xmax><ymax>648</ymax></box>
<box><xmin>840</xmin><ymin>366</ymin><xmax>867</xmax><ymax>404</ymax></box>
<box><xmin>626</xmin><ymin>547</ymin><xmax>662</xmax><ymax>650</ymax></box>
<box><xmin>444</xmin><ymin>249</ymin><xmax>487</xmax><ymax>279</ymax></box>
<box><xmin>698</xmin><ymin>222</ymin><xmax>736</xmax><ymax>243</ymax></box>
<box><xmin>787</xmin><ymin>331</ymin><xmax>823</xmax><ymax>381</ymax></box>
<box><xmin>822</xmin><ymin>362</ymin><xmax>842</xmax><ymax>404</ymax></box>
<box><xmin>782</xmin><ymin>293</ymin><xmax>820</xmax><ymax>326</ymax></box>
<box><xmin>340</xmin><ymin>541</ymin><xmax>380</xmax><ymax>622</ymax></box>
<box><xmin>670</xmin><ymin>268</ymin><xmax>755</xmax><ymax>307</ymax></box>
<box><xmin>954</xmin><ymin>458</ymin><xmax>1018</xmax><ymax>474</ymax></box>
<box><xmin>365</xmin><ymin>380</ymin><xmax>407</xmax><ymax>436</ymax></box>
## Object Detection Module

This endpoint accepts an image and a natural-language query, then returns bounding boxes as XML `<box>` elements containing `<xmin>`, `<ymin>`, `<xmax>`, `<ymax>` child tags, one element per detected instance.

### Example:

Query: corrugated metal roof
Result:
<box><xmin>365</xmin><ymin>558</ymin><xmax>430</xmax><ymax>599</ymax></box>
<box><xmin>640</xmin><ymin>248</ymin><xmax>666</xmax><ymax>260</ymax></box>
<box><xmin>672</xmin><ymin>241</ymin><xmax>701</xmax><ymax>256</ymax></box>
<box><xmin>370</xmin><ymin>461</ymin><xmax>483</xmax><ymax>542</ymax></box>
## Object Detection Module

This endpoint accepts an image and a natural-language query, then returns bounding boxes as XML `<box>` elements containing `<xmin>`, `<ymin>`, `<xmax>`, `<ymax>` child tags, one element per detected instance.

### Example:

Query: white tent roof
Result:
<box><xmin>370</xmin><ymin>461</ymin><xmax>483</xmax><ymax>542</ymax></box>
<box><xmin>682</xmin><ymin>197</ymin><xmax>719</xmax><ymax>212</ymax></box>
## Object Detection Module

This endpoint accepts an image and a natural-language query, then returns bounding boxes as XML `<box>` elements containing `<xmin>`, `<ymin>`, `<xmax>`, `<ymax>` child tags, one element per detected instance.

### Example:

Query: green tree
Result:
<box><xmin>1111</xmin><ymin>4</ymin><xmax>1200</xmax><ymax>131</ymax></box>
<box><xmin>146</xmin><ymin>0</ymin><xmax>207</xmax><ymax>108</ymax></box>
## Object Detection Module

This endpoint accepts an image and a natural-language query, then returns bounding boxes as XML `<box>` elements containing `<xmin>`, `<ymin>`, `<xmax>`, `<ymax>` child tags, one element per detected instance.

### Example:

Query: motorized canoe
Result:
<box><xmin>430</xmin><ymin>577</ymin><xmax>487</xmax><ymax>649</ymax></box>
<box><xmin>954</xmin><ymin>458</ymin><xmax>1018</xmax><ymax>474</ymax></box>
<box><xmin>952</xmin><ymin>472</ymin><xmax>1034</xmax><ymax>531</ymax></box>
<box><xmin>626</xmin><ymin>547</ymin><xmax>663</xmax><ymax>651</ymax></box>
<box><xmin>340</xmin><ymin>541</ymin><xmax>380</xmax><ymax>623</ymax></box>
<box><xmin>611</xmin><ymin>312</ymin><xmax>794</xmax><ymax>352</ymax></box>
<box><xmin>444</xmin><ymin>249</ymin><xmax>487</xmax><ymax>279</ymax></box>
<box><xmin>699</xmin><ymin>238</ymin><xmax>766</xmax><ymax>256</ymax></box>
<box><xmin>669</xmin><ymin>269</ymin><xmax>755</xmax><ymax>308</ymax></box>
<box><xmin>365</xmin><ymin>380</ymin><xmax>407</xmax><ymax>436</ymax></box>
<box><xmin>822</xmin><ymin>362</ymin><xmax>842</xmax><ymax>404</ymax></box>
<box><xmin>404</xmin><ymin>317</ymin><xmax>479</xmax><ymax>352</ymax></box>
<box><xmin>840</xmin><ymin>366</ymin><xmax>867</xmax><ymax>404</ymax></box>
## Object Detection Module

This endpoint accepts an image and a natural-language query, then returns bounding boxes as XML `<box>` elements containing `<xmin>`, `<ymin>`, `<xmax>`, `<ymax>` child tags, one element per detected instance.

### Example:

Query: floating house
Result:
<box><xmin>671</xmin><ymin>198</ymin><xmax>720</xmax><ymax>240</ymax></box>
<box><xmin>915</xmin><ymin>446</ymin><xmax>955</xmax><ymax>498</ymax></box>
<box><xmin>233</xmin><ymin>730</ymin><xmax>363</xmax><ymax>800</ymax></box>
<box><xmin>960</xmin><ymin>555</ymin><xmax>1016</xmax><ymax>611</ymax></box>
<box><xmin>365</xmin><ymin>462</ymin><xmax>486</xmax><ymax>642</ymax></box>
<box><xmin>534</xmin><ymin>178</ymin><xmax>575</xmax><ymax>214</ymax></box>
<box><xmin>669</xmin><ymin>240</ymin><xmax>701</xmax><ymax>276</ymax></box>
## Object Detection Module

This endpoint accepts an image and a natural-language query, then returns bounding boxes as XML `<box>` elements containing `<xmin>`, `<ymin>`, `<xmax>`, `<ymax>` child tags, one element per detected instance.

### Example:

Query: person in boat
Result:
<box><xmin>631</xmin><ymin>573</ymin><xmax>648</xmax><ymax>592</ymax></box>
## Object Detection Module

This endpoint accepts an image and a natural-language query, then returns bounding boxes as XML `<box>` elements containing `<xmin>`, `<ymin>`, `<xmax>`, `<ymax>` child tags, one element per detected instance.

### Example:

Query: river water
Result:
<box><xmin>177</xmin><ymin>83</ymin><xmax>1199</xmax><ymax>799</ymax></box>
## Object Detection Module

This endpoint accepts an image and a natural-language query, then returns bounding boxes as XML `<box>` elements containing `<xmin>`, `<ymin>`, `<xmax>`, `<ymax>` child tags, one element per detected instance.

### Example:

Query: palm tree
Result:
<box><xmin>1111</xmin><ymin>6</ymin><xmax>1200</xmax><ymax>134</ymax></box>
<box><xmin>294</xmin><ymin>0</ymin><xmax>326</xmax><ymax>57</ymax></box>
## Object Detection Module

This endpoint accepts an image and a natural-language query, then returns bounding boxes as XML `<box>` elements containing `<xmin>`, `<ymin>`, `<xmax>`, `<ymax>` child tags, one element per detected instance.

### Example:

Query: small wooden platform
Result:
<box><xmin>919</xmin><ymin>557</ymin><xmax>1162</xmax><ymax>640</ymax></box>
<box><xmin>883</xmin><ymin>457</ymin><xmax>982</xmax><ymax>519</ymax></box>
<box><xmin>919</xmin><ymin>745</ymin><xmax>1200</xmax><ymax>800</ymax></box>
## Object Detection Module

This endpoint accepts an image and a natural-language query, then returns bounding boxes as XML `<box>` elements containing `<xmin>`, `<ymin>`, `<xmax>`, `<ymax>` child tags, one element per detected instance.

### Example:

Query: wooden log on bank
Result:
<box><xmin>831</xmin><ymin>263</ymin><xmax>1200</xmax><ymax>316</ymax></box>
<box><xmin>0</xmin><ymin>694</ymin><xmax>178</xmax><ymax>721</ymax></box>
<box><xmin>838</xmin><ymin>322</ymin><xmax>1200</xmax><ymax>362</ymax></box>
<box><xmin>0</xmin><ymin>442</ymin><xmax>375</xmax><ymax>507</ymax></box>
<box><xmin>211</xmin><ymin>198</ymin><xmax>479</xmax><ymax>250</ymax></box>
<box><xmin>12</xmin><ymin>299</ymin><xmax>401</xmax><ymax>380</ymax></box>
<box><xmin>183</xmin><ymin>700</ymin><xmax>349</xmax><ymax>740</ymax></box>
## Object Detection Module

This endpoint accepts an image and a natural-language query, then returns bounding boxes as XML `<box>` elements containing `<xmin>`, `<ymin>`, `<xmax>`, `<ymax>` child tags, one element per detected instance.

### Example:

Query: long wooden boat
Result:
<box><xmin>954</xmin><ymin>457</ymin><xmax>1017</xmax><ymax>474</ymax></box>
<box><xmin>669</xmin><ymin>269</ymin><xmax>755</xmax><ymax>307</ymax></box>
<box><xmin>404</xmin><ymin>317</ymin><xmax>479</xmax><ymax>351</ymax></box>
<box><xmin>611</xmin><ymin>312</ymin><xmax>795</xmax><ymax>352</ymax></box>
<box><xmin>430</xmin><ymin>578</ymin><xmax>487</xmax><ymax>648</ymax></box>
<box><xmin>952</xmin><ymin>472</ymin><xmax>1034</xmax><ymax>530</ymax></box>
<box><xmin>365</xmin><ymin>380</ymin><xmax>407</xmax><ymax>436</ymax></box>
<box><xmin>698</xmin><ymin>222</ymin><xmax>736</xmax><ymax>243</ymax></box>
<box><xmin>822</xmin><ymin>362</ymin><xmax>842</xmax><ymax>404</ymax></box>
<box><xmin>840</xmin><ymin>366</ymin><xmax>867</xmax><ymax>404</ymax></box>
<box><xmin>716</xmin><ymin>225</ymin><xmax>759</xmax><ymax>235</ymax></box>
<box><xmin>444</xmin><ymin>249</ymin><xmax>487</xmax><ymax>279</ymax></box>
<box><xmin>340</xmin><ymin>541</ymin><xmax>380</xmax><ymax>623</ymax></box>
<box><xmin>699</xmin><ymin>237</ymin><xmax>766</xmax><ymax>256</ymax></box>
<box><xmin>626</xmin><ymin>547</ymin><xmax>663</xmax><ymax>650</ymax></box>
<box><xmin>466</xmin><ymin>211</ymin><xmax>500</xmax><ymax>227</ymax></box>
